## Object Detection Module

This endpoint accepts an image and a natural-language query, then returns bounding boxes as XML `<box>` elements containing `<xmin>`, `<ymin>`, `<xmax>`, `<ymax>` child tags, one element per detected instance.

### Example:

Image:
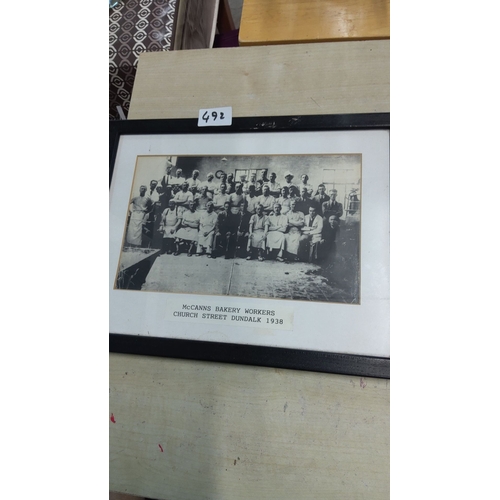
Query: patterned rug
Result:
<box><xmin>109</xmin><ymin>0</ymin><xmax>177</xmax><ymax>120</ymax></box>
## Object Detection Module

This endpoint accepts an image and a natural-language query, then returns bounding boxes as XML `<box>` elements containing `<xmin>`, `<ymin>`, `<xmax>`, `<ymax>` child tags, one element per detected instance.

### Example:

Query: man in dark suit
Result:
<box><xmin>295</xmin><ymin>186</ymin><xmax>313</xmax><ymax>215</ymax></box>
<box><xmin>322</xmin><ymin>189</ymin><xmax>343</xmax><ymax>222</ymax></box>
<box><xmin>311</xmin><ymin>184</ymin><xmax>330</xmax><ymax>215</ymax></box>
<box><xmin>322</xmin><ymin>189</ymin><xmax>343</xmax><ymax>242</ymax></box>
<box><xmin>302</xmin><ymin>206</ymin><xmax>324</xmax><ymax>262</ymax></box>
<box><xmin>318</xmin><ymin>215</ymin><xmax>339</xmax><ymax>261</ymax></box>
<box><xmin>215</xmin><ymin>201</ymin><xmax>243</xmax><ymax>258</ymax></box>
<box><xmin>234</xmin><ymin>201</ymin><xmax>252</xmax><ymax>258</ymax></box>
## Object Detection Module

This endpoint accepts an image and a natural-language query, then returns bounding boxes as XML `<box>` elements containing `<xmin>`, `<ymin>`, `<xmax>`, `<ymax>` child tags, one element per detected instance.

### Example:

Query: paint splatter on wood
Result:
<box><xmin>110</xmin><ymin>413</ymin><xmax>116</xmax><ymax>423</ymax></box>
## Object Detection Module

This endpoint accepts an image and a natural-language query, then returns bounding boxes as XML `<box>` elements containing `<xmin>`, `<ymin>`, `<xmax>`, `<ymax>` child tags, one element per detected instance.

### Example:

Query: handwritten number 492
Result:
<box><xmin>202</xmin><ymin>111</ymin><xmax>225</xmax><ymax>123</ymax></box>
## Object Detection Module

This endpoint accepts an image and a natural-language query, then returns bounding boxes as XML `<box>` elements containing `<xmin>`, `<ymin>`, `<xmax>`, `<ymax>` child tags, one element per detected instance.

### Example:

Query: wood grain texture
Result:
<box><xmin>110</xmin><ymin>354</ymin><xmax>389</xmax><ymax>500</ymax></box>
<box><xmin>239</xmin><ymin>0</ymin><xmax>390</xmax><ymax>46</ymax></box>
<box><xmin>128</xmin><ymin>40</ymin><xmax>389</xmax><ymax>119</ymax></box>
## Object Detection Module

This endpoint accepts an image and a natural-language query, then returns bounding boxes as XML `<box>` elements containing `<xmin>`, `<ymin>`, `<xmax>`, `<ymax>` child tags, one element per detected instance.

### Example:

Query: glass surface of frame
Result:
<box><xmin>110</xmin><ymin>115</ymin><xmax>390</xmax><ymax>378</ymax></box>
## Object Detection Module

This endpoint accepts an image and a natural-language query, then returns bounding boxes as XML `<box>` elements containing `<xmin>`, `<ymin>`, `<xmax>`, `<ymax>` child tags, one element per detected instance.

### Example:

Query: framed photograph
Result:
<box><xmin>110</xmin><ymin>114</ymin><xmax>390</xmax><ymax>378</ymax></box>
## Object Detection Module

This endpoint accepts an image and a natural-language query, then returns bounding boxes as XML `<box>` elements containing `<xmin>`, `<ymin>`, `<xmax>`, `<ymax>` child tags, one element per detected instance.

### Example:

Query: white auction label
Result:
<box><xmin>197</xmin><ymin>107</ymin><xmax>233</xmax><ymax>127</ymax></box>
<box><xmin>166</xmin><ymin>296</ymin><xmax>294</xmax><ymax>331</ymax></box>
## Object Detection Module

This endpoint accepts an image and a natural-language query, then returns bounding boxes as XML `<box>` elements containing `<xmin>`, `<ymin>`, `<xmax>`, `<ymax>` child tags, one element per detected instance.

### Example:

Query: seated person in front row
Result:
<box><xmin>174</xmin><ymin>199</ymin><xmax>200</xmax><ymax>256</ymax></box>
<box><xmin>283</xmin><ymin>200</ymin><xmax>308</xmax><ymax>262</ymax></box>
<box><xmin>265</xmin><ymin>202</ymin><xmax>288</xmax><ymax>262</ymax></box>
<box><xmin>158</xmin><ymin>199</ymin><xmax>181</xmax><ymax>254</ymax></box>
<box><xmin>234</xmin><ymin>201</ymin><xmax>251</xmax><ymax>258</ymax></box>
<box><xmin>196</xmin><ymin>201</ymin><xmax>218</xmax><ymax>258</ymax></box>
<box><xmin>215</xmin><ymin>201</ymin><xmax>236</xmax><ymax>259</ymax></box>
<box><xmin>246</xmin><ymin>204</ymin><xmax>267</xmax><ymax>261</ymax></box>
<box><xmin>318</xmin><ymin>215</ymin><xmax>339</xmax><ymax>261</ymax></box>
<box><xmin>302</xmin><ymin>206</ymin><xmax>324</xmax><ymax>262</ymax></box>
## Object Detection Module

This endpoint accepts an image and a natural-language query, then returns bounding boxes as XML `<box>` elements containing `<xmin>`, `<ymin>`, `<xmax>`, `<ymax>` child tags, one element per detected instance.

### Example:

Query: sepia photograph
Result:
<box><xmin>114</xmin><ymin>153</ymin><xmax>362</xmax><ymax>305</ymax></box>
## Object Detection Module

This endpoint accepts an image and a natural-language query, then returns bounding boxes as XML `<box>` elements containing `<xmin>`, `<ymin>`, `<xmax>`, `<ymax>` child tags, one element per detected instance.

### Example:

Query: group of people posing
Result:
<box><xmin>125</xmin><ymin>164</ymin><xmax>345</xmax><ymax>263</ymax></box>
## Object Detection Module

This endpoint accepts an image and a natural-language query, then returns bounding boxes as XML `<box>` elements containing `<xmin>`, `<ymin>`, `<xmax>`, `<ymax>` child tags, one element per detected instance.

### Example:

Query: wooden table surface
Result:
<box><xmin>111</xmin><ymin>354</ymin><xmax>389</xmax><ymax>500</ymax></box>
<box><xmin>238</xmin><ymin>0</ymin><xmax>390</xmax><ymax>46</ymax></box>
<box><xmin>129</xmin><ymin>40</ymin><xmax>389</xmax><ymax>119</ymax></box>
<box><xmin>113</xmin><ymin>40</ymin><xmax>390</xmax><ymax>500</ymax></box>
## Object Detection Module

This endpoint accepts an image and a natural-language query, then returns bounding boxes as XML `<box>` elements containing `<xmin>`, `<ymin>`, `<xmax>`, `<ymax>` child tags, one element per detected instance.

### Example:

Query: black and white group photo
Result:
<box><xmin>114</xmin><ymin>154</ymin><xmax>362</xmax><ymax>304</ymax></box>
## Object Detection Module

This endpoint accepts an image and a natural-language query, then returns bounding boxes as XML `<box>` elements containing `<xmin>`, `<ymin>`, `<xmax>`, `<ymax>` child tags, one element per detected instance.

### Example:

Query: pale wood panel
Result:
<box><xmin>110</xmin><ymin>354</ymin><xmax>389</xmax><ymax>500</ymax></box>
<box><xmin>239</xmin><ymin>0</ymin><xmax>390</xmax><ymax>46</ymax></box>
<box><xmin>128</xmin><ymin>40</ymin><xmax>389</xmax><ymax>119</ymax></box>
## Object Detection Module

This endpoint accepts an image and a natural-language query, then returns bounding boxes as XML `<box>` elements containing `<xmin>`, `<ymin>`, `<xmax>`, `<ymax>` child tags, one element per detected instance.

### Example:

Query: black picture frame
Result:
<box><xmin>109</xmin><ymin>114</ymin><xmax>390</xmax><ymax>379</ymax></box>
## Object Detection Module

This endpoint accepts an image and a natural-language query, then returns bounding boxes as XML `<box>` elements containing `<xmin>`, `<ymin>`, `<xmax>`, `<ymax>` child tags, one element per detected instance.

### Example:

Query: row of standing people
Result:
<box><xmin>157</xmin><ymin>166</ymin><xmax>323</xmax><ymax>202</ymax></box>
<box><xmin>153</xmin><ymin>165</ymin><xmax>339</xmax><ymax>211</ymax></box>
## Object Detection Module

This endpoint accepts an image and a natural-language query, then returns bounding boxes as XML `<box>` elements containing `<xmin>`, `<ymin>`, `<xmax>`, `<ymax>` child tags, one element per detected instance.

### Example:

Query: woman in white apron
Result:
<box><xmin>159</xmin><ymin>199</ymin><xmax>181</xmax><ymax>254</ymax></box>
<box><xmin>174</xmin><ymin>200</ymin><xmax>200</xmax><ymax>256</ymax></box>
